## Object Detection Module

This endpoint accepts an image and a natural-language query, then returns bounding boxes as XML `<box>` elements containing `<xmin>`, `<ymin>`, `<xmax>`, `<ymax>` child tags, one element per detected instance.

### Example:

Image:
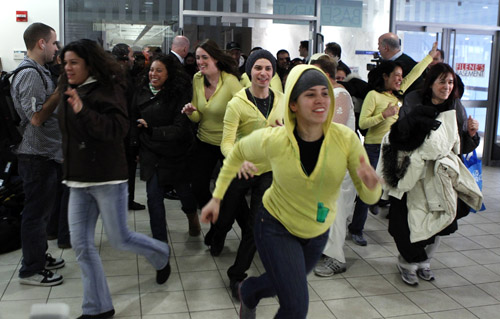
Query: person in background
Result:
<box><xmin>142</xmin><ymin>44</ymin><xmax>154</xmax><ymax>66</ymax></box>
<box><xmin>131</xmin><ymin>54</ymin><xmax>200</xmax><ymax>240</ymax></box>
<box><xmin>226</xmin><ymin>41</ymin><xmax>246</xmax><ymax>75</ymax></box>
<box><xmin>181</xmin><ymin>39</ymin><xmax>243</xmax><ymax>248</ymax></box>
<box><xmin>276</xmin><ymin>49</ymin><xmax>290</xmax><ymax>81</ymax></box>
<box><xmin>169</xmin><ymin>35</ymin><xmax>190</xmax><ymax>65</ymax></box>
<box><xmin>335</xmin><ymin>64</ymin><xmax>350</xmax><ymax>82</ymax></box>
<box><xmin>310</xmin><ymin>55</ymin><xmax>356</xmax><ymax>276</ymax></box>
<box><xmin>184</xmin><ymin>52</ymin><xmax>198</xmax><ymax>77</ymax></box>
<box><xmin>111</xmin><ymin>43</ymin><xmax>146</xmax><ymax>211</ymax></box>
<box><xmin>59</xmin><ymin>39</ymin><xmax>171</xmax><ymax>319</ymax></box>
<box><xmin>348</xmin><ymin>42</ymin><xmax>438</xmax><ymax>246</ymax></box>
<box><xmin>201</xmin><ymin>65</ymin><xmax>381</xmax><ymax>319</ymax></box>
<box><xmin>299</xmin><ymin>40</ymin><xmax>309</xmax><ymax>63</ymax></box>
<box><xmin>11</xmin><ymin>22</ymin><xmax>65</xmax><ymax>287</ymax></box>
<box><xmin>379</xmin><ymin>62</ymin><xmax>482</xmax><ymax>286</ymax></box>
<box><xmin>325</xmin><ymin>42</ymin><xmax>351</xmax><ymax>77</ymax></box>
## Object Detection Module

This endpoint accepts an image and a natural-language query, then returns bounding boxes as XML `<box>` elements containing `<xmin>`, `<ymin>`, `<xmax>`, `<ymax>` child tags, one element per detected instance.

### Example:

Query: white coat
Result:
<box><xmin>378</xmin><ymin>110</ymin><xmax>483</xmax><ymax>242</ymax></box>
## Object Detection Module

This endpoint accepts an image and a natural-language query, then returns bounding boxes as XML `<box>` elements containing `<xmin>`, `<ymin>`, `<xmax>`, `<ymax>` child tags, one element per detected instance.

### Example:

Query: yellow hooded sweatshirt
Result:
<box><xmin>212</xmin><ymin>65</ymin><xmax>381</xmax><ymax>239</ymax></box>
<box><xmin>220</xmin><ymin>87</ymin><xmax>285</xmax><ymax>173</ymax></box>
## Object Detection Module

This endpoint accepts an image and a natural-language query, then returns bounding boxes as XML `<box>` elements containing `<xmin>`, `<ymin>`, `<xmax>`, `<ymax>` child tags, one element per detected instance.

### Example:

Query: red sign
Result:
<box><xmin>456</xmin><ymin>63</ymin><xmax>485</xmax><ymax>72</ymax></box>
<box><xmin>455</xmin><ymin>63</ymin><xmax>486</xmax><ymax>77</ymax></box>
<box><xmin>16</xmin><ymin>11</ymin><xmax>28</xmax><ymax>22</ymax></box>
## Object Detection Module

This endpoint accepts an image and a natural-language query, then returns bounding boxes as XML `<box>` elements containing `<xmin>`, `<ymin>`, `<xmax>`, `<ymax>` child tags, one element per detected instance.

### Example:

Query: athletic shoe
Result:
<box><xmin>314</xmin><ymin>255</ymin><xmax>347</xmax><ymax>277</ymax></box>
<box><xmin>368</xmin><ymin>204</ymin><xmax>379</xmax><ymax>215</ymax></box>
<box><xmin>19</xmin><ymin>269</ymin><xmax>63</xmax><ymax>287</ymax></box>
<box><xmin>45</xmin><ymin>253</ymin><xmax>65</xmax><ymax>270</ymax></box>
<box><xmin>351</xmin><ymin>233</ymin><xmax>367</xmax><ymax>246</ymax></box>
<box><xmin>397</xmin><ymin>264</ymin><xmax>419</xmax><ymax>286</ymax></box>
<box><xmin>417</xmin><ymin>267</ymin><xmax>435</xmax><ymax>281</ymax></box>
<box><xmin>128</xmin><ymin>201</ymin><xmax>145</xmax><ymax>210</ymax></box>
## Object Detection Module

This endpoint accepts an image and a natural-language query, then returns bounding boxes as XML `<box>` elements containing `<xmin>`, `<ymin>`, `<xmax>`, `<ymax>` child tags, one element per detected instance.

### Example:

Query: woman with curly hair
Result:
<box><xmin>181</xmin><ymin>39</ymin><xmax>243</xmax><ymax>252</ymax></box>
<box><xmin>131</xmin><ymin>54</ymin><xmax>199</xmax><ymax>241</ymax></box>
<box><xmin>59</xmin><ymin>39</ymin><xmax>171</xmax><ymax>319</ymax></box>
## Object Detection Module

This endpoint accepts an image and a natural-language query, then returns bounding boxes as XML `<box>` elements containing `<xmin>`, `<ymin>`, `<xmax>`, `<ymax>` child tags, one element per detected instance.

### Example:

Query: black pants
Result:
<box><xmin>46</xmin><ymin>164</ymin><xmax>70</xmax><ymax>246</ymax></box>
<box><xmin>388</xmin><ymin>194</ymin><xmax>457</xmax><ymax>263</ymax></box>
<box><xmin>216</xmin><ymin>172</ymin><xmax>272</xmax><ymax>282</ymax></box>
<box><xmin>126</xmin><ymin>145</ymin><xmax>138</xmax><ymax>204</ymax></box>
<box><xmin>191</xmin><ymin>138</ymin><xmax>224</xmax><ymax>209</ymax></box>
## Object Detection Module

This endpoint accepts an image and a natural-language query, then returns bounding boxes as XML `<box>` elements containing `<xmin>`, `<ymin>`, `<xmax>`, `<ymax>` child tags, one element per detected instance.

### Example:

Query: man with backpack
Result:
<box><xmin>10</xmin><ymin>22</ymin><xmax>65</xmax><ymax>286</ymax></box>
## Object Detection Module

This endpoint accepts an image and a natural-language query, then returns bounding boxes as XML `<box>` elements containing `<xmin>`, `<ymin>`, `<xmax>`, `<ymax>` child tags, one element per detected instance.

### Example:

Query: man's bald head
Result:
<box><xmin>378</xmin><ymin>32</ymin><xmax>401</xmax><ymax>60</ymax></box>
<box><xmin>171</xmin><ymin>35</ymin><xmax>190</xmax><ymax>58</ymax></box>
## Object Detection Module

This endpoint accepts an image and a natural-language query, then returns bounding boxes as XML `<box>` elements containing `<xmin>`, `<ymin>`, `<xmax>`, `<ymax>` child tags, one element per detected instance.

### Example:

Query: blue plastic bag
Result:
<box><xmin>462</xmin><ymin>150</ymin><xmax>486</xmax><ymax>213</ymax></box>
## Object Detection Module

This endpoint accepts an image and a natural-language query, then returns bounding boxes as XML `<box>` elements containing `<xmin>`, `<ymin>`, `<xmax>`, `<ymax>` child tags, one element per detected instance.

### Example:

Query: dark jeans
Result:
<box><xmin>46</xmin><ymin>165</ymin><xmax>70</xmax><ymax>246</ymax></box>
<box><xmin>348</xmin><ymin>143</ymin><xmax>381</xmax><ymax>235</ymax></box>
<box><xmin>240</xmin><ymin>206</ymin><xmax>328</xmax><ymax>318</ymax></box>
<box><xmin>191</xmin><ymin>138</ymin><xmax>224</xmax><ymax>209</ymax></box>
<box><xmin>17</xmin><ymin>155</ymin><xmax>59</xmax><ymax>277</ymax></box>
<box><xmin>146</xmin><ymin>171</ymin><xmax>197</xmax><ymax>242</ymax></box>
<box><xmin>216</xmin><ymin>172</ymin><xmax>272</xmax><ymax>283</ymax></box>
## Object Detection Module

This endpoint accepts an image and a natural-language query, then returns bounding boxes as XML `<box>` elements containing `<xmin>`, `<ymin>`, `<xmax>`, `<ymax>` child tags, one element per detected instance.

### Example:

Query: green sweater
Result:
<box><xmin>188</xmin><ymin>71</ymin><xmax>243</xmax><ymax>146</ymax></box>
<box><xmin>360</xmin><ymin>55</ymin><xmax>432</xmax><ymax>144</ymax></box>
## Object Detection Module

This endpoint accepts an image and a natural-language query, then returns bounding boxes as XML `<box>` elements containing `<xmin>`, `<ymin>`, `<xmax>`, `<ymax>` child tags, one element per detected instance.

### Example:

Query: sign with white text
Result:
<box><xmin>273</xmin><ymin>0</ymin><xmax>363</xmax><ymax>27</ymax></box>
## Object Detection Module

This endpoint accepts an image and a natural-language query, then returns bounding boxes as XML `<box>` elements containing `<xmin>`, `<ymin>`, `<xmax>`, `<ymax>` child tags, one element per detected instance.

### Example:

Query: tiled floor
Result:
<box><xmin>1</xmin><ymin>166</ymin><xmax>500</xmax><ymax>319</ymax></box>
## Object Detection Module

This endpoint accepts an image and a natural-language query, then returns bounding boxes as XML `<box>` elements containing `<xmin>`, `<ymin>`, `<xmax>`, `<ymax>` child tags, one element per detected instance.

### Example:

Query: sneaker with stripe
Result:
<box><xmin>19</xmin><ymin>269</ymin><xmax>63</xmax><ymax>287</ymax></box>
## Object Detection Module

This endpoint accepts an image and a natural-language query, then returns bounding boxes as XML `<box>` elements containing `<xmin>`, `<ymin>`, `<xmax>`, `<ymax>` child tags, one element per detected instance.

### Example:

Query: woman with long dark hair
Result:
<box><xmin>379</xmin><ymin>62</ymin><xmax>482</xmax><ymax>286</ymax></box>
<box><xmin>201</xmin><ymin>65</ymin><xmax>381</xmax><ymax>318</ymax></box>
<box><xmin>59</xmin><ymin>39</ymin><xmax>171</xmax><ymax>319</ymax></box>
<box><xmin>131</xmin><ymin>54</ymin><xmax>199</xmax><ymax>241</ymax></box>
<box><xmin>348</xmin><ymin>43</ymin><xmax>438</xmax><ymax>246</ymax></box>
<box><xmin>181</xmin><ymin>39</ymin><xmax>243</xmax><ymax>251</ymax></box>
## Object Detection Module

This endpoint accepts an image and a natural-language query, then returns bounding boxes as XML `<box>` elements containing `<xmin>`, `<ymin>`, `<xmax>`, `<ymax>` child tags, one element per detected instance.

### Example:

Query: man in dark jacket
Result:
<box><xmin>169</xmin><ymin>35</ymin><xmax>190</xmax><ymax>66</ymax></box>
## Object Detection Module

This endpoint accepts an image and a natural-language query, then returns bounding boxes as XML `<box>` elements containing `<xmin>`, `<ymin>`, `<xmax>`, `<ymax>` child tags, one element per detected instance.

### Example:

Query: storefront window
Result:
<box><xmin>64</xmin><ymin>0</ymin><xmax>179</xmax><ymax>51</ymax></box>
<box><xmin>395</xmin><ymin>0</ymin><xmax>499</xmax><ymax>26</ymax></box>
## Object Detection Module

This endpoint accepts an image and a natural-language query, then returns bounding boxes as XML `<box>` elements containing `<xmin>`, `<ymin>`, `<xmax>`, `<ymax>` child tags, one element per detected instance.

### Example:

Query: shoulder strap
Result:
<box><xmin>11</xmin><ymin>65</ymin><xmax>48</xmax><ymax>90</ymax></box>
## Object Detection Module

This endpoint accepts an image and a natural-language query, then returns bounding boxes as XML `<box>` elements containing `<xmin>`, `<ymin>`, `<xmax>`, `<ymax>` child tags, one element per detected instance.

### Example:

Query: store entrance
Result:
<box><xmin>396</xmin><ymin>27</ymin><xmax>497</xmax><ymax>162</ymax></box>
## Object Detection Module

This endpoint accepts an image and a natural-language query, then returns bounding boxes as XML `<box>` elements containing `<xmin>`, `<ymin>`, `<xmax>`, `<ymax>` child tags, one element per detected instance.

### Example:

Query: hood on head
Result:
<box><xmin>283</xmin><ymin>64</ymin><xmax>335</xmax><ymax>144</ymax></box>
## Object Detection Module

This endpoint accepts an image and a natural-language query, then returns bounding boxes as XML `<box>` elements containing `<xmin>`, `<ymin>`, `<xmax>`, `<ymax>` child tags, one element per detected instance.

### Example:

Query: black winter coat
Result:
<box><xmin>59</xmin><ymin>81</ymin><xmax>129</xmax><ymax>182</ymax></box>
<box><xmin>131</xmin><ymin>84</ymin><xmax>194</xmax><ymax>186</ymax></box>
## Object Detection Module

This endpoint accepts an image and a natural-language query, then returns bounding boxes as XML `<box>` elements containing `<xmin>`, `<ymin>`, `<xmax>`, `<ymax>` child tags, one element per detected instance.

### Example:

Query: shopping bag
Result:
<box><xmin>462</xmin><ymin>150</ymin><xmax>486</xmax><ymax>213</ymax></box>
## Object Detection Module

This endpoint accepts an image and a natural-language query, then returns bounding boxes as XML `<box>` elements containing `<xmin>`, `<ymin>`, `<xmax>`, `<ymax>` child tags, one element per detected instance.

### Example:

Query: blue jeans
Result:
<box><xmin>146</xmin><ymin>171</ymin><xmax>197</xmax><ymax>242</ymax></box>
<box><xmin>17</xmin><ymin>155</ymin><xmax>59</xmax><ymax>278</ymax></box>
<box><xmin>240</xmin><ymin>206</ymin><xmax>328</xmax><ymax>319</ymax></box>
<box><xmin>348</xmin><ymin>143</ymin><xmax>381</xmax><ymax>235</ymax></box>
<box><xmin>68</xmin><ymin>182</ymin><xmax>169</xmax><ymax>315</ymax></box>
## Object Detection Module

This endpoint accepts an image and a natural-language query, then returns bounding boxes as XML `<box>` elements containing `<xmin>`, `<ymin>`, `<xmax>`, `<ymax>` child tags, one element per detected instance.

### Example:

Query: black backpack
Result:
<box><xmin>0</xmin><ymin>66</ymin><xmax>47</xmax><ymax>148</ymax></box>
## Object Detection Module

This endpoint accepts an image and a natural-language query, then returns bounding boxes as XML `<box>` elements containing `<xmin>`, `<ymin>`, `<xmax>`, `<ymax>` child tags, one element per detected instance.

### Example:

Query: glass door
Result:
<box><xmin>397</xmin><ymin>28</ymin><xmax>496</xmax><ymax>158</ymax></box>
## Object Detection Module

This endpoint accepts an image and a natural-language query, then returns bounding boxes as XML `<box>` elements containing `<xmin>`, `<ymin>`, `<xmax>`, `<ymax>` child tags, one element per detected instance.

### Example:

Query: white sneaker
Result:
<box><xmin>19</xmin><ymin>269</ymin><xmax>63</xmax><ymax>287</ymax></box>
<box><xmin>314</xmin><ymin>256</ymin><xmax>347</xmax><ymax>277</ymax></box>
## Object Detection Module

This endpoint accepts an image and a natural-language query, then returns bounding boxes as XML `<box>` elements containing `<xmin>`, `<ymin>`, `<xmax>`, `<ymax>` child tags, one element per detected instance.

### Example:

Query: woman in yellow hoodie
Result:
<box><xmin>201</xmin><ymin>65</ymin><xmax>381</xmax><ymax>319</ymax></box>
